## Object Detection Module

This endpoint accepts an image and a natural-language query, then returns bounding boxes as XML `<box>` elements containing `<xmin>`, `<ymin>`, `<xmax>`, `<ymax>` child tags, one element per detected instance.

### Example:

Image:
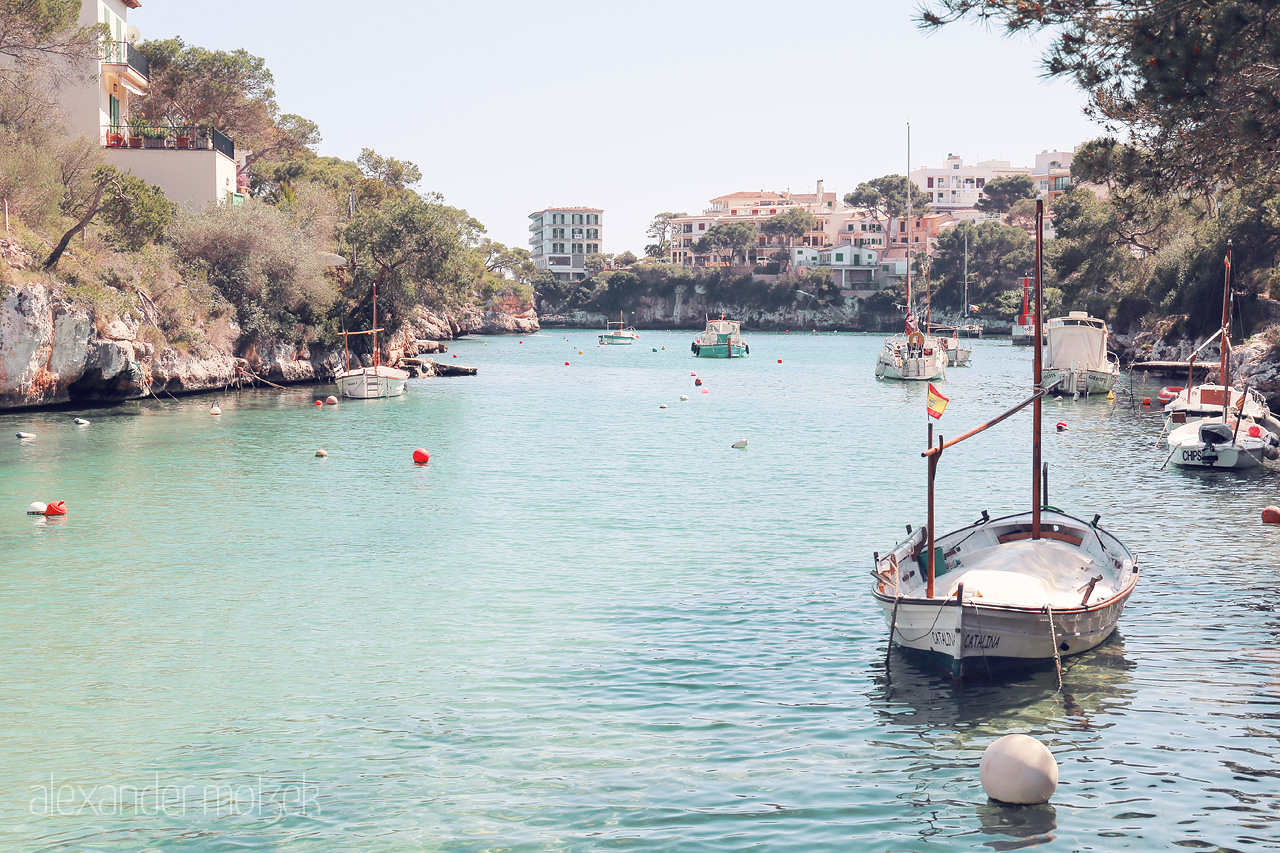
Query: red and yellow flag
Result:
<box><xmin>927</xmin><ymin>383</ymin><xmax>949</xmax><ymax>420</ymax></box>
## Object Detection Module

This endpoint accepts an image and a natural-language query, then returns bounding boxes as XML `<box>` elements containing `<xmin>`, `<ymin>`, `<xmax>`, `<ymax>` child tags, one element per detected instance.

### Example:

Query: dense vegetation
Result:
<box><xmin>0</xmin><ymin>7</ymin><xmax>533</xmax><ymax>358</ymax></box>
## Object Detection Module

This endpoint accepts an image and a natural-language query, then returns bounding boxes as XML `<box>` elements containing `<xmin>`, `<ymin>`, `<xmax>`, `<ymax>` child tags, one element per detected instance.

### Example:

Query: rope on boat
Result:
<box><xmin>1045</xmin><ymin>605</ymin><xmax>1063</xmax><ymax>691</ymax></box>
<box><xmin>886</xmin><ymin>596</ymin><xmax>901</xmax><ymax>668</ymax></box>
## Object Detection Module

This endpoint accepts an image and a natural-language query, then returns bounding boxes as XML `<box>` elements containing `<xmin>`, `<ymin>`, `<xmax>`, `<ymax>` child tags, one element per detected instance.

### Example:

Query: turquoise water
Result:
<box><xmin>2</xmin><ymin>331</ymin><xmax>1279</xmax><ymax>852</ymax></box>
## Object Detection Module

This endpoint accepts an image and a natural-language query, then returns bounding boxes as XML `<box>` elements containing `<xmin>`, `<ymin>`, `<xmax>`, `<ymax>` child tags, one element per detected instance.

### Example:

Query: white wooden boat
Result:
<box><xmin>1167</xmin><ymin>415</ymin><xmax>1280</xmax><ymax>469</ymax></box>
<box><xmin>599</xmin><ymin>313</ymin><xmax>639</xmax><ymax>345</ymax></box>
<box><xmin>1042</xmin><ymin>312</ymin><xmax>1120</xmax><ymax>397</ymax></box>
<box><xmin>334</xmin><ymin>277</ymin><xmax>409</xmax><ymax>399</ymax></box>
<box><xmin>335</xmin><ymin>364</ymin><xmax>408</xmax><ymax>399</ymax></box>
<box><xmin>874</xmin><ymin>199</ymin><xmax>1139</xmax><ymax>680</ymax></box>
<box><xmin>875</xmin><ymin>332</ymin><xmax>948</xmax><ymax>380</ymax></box>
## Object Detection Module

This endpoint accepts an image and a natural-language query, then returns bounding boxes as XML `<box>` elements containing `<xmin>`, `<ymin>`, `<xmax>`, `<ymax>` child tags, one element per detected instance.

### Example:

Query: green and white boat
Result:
<box><xmin>691</xmin><ymin>315</ymin><xmax>749</xmax><ymax>358</ymax></box>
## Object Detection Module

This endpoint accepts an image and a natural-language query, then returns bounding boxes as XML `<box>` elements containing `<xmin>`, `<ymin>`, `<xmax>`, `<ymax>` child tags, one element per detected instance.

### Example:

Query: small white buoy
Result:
<box><xmin>74</xmin><ymin>417</ymin><xmax>90</xmax><ymax>425</ymax></box>
<box><xmin>980</xmin><ymin>734</ymin><xmax>1058</xmax><ymax>805</ymax></box>
<box><xmin>26</xmin><ymin>501</ymin><xmax>47</xmax><ymax>515</ymax></box>
<box><xmin>16</xmin><ymin>432</ymin><xmax>35</xmax><ymax>439</ymax></box>
<box><xmin>680</xmin><ymin>395</ymin><xmax>689</xmax><ymax>401</ymax></box>
<box><xmin>210</xmin><ymin>405</ymin><xmax>222</xmax><ymax>416</ymax></box>
<box><xmin>315</xmin><ymin>449</ymin><xmax>328</xmax><ymax>458</ymax></box>
<box><xmin>659</xmin><ymin>404</ymin><xmax>668</xmax><ymax>409</ymax></box>
<box><xmin>731</xmin><ymin>439</ymin><xmax>748</xmax><ymax>449</ymax></box>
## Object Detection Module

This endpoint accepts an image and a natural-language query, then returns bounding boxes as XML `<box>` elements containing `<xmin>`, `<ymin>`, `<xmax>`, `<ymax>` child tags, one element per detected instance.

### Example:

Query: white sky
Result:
<box><xmin>134</xmin><ymin>0</ymin><xmax>1102</xmax><ymax>253</ymax></box>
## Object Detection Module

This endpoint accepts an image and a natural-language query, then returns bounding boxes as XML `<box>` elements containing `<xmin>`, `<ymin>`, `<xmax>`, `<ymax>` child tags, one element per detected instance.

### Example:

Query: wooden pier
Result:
<box><xmin>1128</xmin><ymin>360</ymin><xmax>1219</xmax><ymax>377</ymax></box>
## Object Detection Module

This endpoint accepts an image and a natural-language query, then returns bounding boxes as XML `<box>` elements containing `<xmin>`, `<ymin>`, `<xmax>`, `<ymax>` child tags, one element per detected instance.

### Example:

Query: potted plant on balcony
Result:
<box><xmin>126</xmin><ymin>118</ymin><xmax>145</xmax><ymax>148</ymax></box>
<box><xmin>140</xmin><ymin>125</ymin><xmax>167</xmax><ymax>149</ymax></box>
<box><xmin>174</xmin><ymin>126</ymin><xmax>192</xmax><ymax>149</ymax></box>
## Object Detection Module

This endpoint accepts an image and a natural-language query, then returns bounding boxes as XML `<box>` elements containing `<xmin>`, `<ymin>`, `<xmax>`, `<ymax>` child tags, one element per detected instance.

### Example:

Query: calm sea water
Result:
<box><xmin>2</xmin><ymin>331</ymin><xmax>1278</xmax><ymax>852</ymax></box>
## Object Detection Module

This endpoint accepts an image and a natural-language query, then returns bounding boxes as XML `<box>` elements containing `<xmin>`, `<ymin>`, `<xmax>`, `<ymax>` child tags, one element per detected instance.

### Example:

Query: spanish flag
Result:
<box><xmin>927</xmin><ymin>383</ymin><xmax>948</xmax><ymax>420</ymax></box>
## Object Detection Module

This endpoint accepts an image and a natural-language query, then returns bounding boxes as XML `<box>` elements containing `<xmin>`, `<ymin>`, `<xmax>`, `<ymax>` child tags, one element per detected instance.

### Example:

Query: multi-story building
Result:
<box><xmin>1031</xmin><ymin>150</ymin><xmax>1075</xmax><ymax>205</ymax></box>
<box><xmin>528</xmin><ymin>207</ymin><xmax>603</xmax><ymax>281</ymax></box>
<box><xmin>911</xmin><ymin>156</ymin><xmax>1032</xmax><ymax>211</ymax></box>
<box><xmin>60</xmin><ymin>1</ymin><xmax>243</xmax><ymax>209</ymax></box>
<box><xmin>668</xmin><ymin>182</ymin><xmax>849</xmax><ymax>266</ymax></box>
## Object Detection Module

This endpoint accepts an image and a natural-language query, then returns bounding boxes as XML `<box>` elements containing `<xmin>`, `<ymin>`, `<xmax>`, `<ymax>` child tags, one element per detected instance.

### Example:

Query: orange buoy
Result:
<box><xmin>44</xmin><ymin>500</ymin><xmax>66</xmax><ymax>517</ymax></box>
<box><xmin>412</xmin><ymin>448</ymin><xmax>430</xmax><ymax>464</ymax></box>
<box><xmin>315</xmin><ymin>400</ymin><xmax>323</xmax><ymax>407</ymax></box>
<box><xmin>1056</xmin><ymin>422</ymin><xmax>1068</xmax><ymax>432</ymax></box>
<box><xmin>1141</xmin><ymin>398</ymin><xmax>1152</xmax><ymax>406</ymax></box>
<box><xmin>325</xmin><ymin>396</ymin><xmax>338</xmax><ymax>405</ymax></box>
<box><xmin>1262</xmin><ymin>505</ymin><xmax>1280</xmax><ymax>524</ymax></box>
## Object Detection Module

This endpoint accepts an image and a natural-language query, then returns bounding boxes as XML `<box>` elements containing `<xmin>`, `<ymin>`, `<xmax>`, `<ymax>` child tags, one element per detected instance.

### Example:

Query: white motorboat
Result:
<box><xmin>874</xmin><ymin>199</ymin><xmax>1139</xmax><ymax>680</ymax></box>
<box><xmin>334</xmin><ymin>277</ymin><xmax>410</xmax><ymax>399</ymax></box>
<box><xmin>1166</xmin><ymin>415</ymin><xmax>1280</xmax><ymax>469</ymax></box>
<box><xmin>599</xmin><ymin>312</ymin><xmax>640</xmax><ymax>345</ymax></box>
<box><xmin>937</xmin><ymin>333</ymin><xmax>972</xmax><ymax>367</ymax></box>
<box><xmin>875</xmin><ymin>331</ymin><xmax>948</xmax><ymax>380</ymax></box>
<box><xmin>1042</xmin><ymin>312</ymin><xmax>1120</xmax><ymax>397</ymax></box>
<box><xmin>691</xmin><ymin>315</ymin><xmax>749</xmax><ymax>358</ymax></box>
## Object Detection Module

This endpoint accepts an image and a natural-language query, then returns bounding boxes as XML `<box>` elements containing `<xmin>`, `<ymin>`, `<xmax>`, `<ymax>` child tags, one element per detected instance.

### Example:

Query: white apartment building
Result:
<box><xmin>1031</xmin><ymin>150</ymin><xmax>1075</xmax><ymax>205</ymax></box>
<box><xmin>528</xmin><ymin>207</ymin><xmax>603</xmax><ymax>281</ymax></box>
<box><xmin>911</xmin><ymin>155</ymin><xmax>1032</xmax><ymax>211</ymax></box>
<box><xmin>57</xmin><ymin>1</ymin><xmax>242</xmax><ymax>209</ymax></box>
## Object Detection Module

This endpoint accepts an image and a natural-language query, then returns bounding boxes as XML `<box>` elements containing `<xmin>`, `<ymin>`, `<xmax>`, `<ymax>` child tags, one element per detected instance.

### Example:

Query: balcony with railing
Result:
<box><xmin>104</xmin><ymin>124</ymin><xmax>235</xmax><ymax>160</ymax></box>
<box><xmin>102</xmin><ymin>40</ymin><xmax>149</xmax><ymax>91</ymax></box>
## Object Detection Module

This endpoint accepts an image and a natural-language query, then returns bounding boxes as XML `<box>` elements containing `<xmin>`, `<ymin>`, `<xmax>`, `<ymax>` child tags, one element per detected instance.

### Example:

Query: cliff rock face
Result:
<box><xmin>0</xmin><ymin>282</ymin><xmax>520</xmax><ymax>410</ymax></box>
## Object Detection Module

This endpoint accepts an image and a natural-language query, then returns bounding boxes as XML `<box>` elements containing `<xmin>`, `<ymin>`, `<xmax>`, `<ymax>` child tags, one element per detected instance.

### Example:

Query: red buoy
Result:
<box><xmin>1249</xmin><ymin>424</ymin><xmax>1263</xmax><ymax>438</ymax></box>
<box><xmin>453</xmin><ymin>354</ymin><xmax>457</xmax><ymax>358</ymax></box>
<box><xmin>1056</xmin><ymin>422</ymin><xmax>1068</xmax><ymax>432</ymax></box>
<box><xmin>1157</xmin><ymin>386</ymin><xmax>1183</xmax><ymax>403</ymax></box>
<box><xmin>777</xmin><ymin>359</ymin><xmax>782</xmax><ymax>363</ymax></box>
<box><xmin>412</xmin><ymin>448</ymin><xmax>430</xmax><ymax>464</ymax></box>
<box><xmin>695</xmin><ymin>378</ymin><xmax>703</xmax><ymax>386</ymax></box>
<box><xmin>44</xmin><ymin>500</ymin><xmax>66</xmax><ymax>517</ymax></box>
<box><xmin>1262</xmin><ymin>505</ymin><xmax>1280</xmax><ymax>524</ymax></box>
<box><xmin>1141</xmin><ymin>398</ymin><xmax>1152</xmax><ymax>406</ymax></box>
<box><xmin>564</xmin><ymin>361</ymin><xmax>570</xmax><ymax>366</ymax></box>
<box><xmin>315</xmin><ymin>400</ymin><xmax>324</xmax><ymax>407</ymax></box>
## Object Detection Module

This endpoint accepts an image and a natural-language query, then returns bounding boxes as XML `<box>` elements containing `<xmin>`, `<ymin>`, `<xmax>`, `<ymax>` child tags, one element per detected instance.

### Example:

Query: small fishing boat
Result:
<box><xmin>875</xmin><ymin>330</ymin><xmax>948</xmax><ymax>380</ymax></box>
<box><xmin>334</xmin><ymin>278</ymin><xmax>409</xmax><ymax>399</ymax></box>
<box><xmin>1042</xmin><ymin>312</ymin><xmax>1120</xmax><ymax>397</ymax></box>
<box><xmin>691</xmin><ymin>315</ymin><xmax>749</xmax><ymax>358</ymax></box>
<box><xmin>936</xmin><ymin>332</ymin><xmax>972</xmax><ymax>368</ymax></box>
<box><xmin>1166</xmin><ymin>415</ymin><xmax>1280</xmax><ymax>469</ymax></box>
<box><xmin>599</xmin><ymin>313</ymin><xmax>640</xmax><ymax>345</ymax></box>
<box><xmin>873</xmin><ymin>200</ymin><xmax>1139</xmax><ymax>680</ymax></box>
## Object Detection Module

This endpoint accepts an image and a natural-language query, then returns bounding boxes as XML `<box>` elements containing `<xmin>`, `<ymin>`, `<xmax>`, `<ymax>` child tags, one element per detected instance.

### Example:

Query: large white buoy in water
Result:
<box><xmin>26</xmin><ymin>501</ymin><xmax>47</xmax><ymax>514</ymax></box>
<box><xmin>16</xmin><ymin>432</ymin><xmax>35</xmax><ymax>439</ymax></box>
<box><xmin>74</xmin><ymin>417</ymin><xmax>90</xmax><ymax>425</ymax></box>
<box><xmin>210</xmin><ymin>404</ymin><xmax>222</xmax><ymax>416</ymax></box>
<box><xmin>731</xmin><ymin>439</ymin><xmax>748</xmax><ymax>449</ymax></box>
<box><xmin>980</xmin><ymin>734</ymin><xmax>1058</xmax><ymax>804</ymax></box>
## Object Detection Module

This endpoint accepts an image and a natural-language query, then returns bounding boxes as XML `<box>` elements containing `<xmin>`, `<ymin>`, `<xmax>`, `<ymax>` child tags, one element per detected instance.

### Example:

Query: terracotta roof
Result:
<box><xmin>123</xmin><ymin>1</ymin><xmax>142</xmax><ymax>7</ymax></box>
<box><xmin>711</xmin><ymin>191</ymin><xmax>787</xmax><ymax>201</ymax></box>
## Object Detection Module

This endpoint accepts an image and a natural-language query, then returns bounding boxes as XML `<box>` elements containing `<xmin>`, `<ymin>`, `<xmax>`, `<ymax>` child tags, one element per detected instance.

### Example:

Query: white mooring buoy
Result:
<box><xmin>16</xmin><ymin>432</ymin><xmax>35</xmax><ymax>439</ymax></box>
<box><xmin>680</xmin><ymin>395</ymin><xmax>689</xmax><ymax>401</ymax></box>
<box><xmin>74</xmin><ymin>418</ymin><xmax>90</xmax><ymax>425</ymax></box>
<box><xmin>980</xmin><ymin>734</ymin><xmax>1058</xmax><ymax>805</ymax></box>
<box><xmin>731</xmin><ymin>439</ymin><xmax>748</xmax><ymax>450</ymax></box>
<box><xmin>659</xmin><ymin>404</ymin><xmax>668</xmax><ymax>409</ymax></box>
<box><xmin>26</xmin><ymin>502</ymin><xmax>47</xmax><ymax>515</ymax></box>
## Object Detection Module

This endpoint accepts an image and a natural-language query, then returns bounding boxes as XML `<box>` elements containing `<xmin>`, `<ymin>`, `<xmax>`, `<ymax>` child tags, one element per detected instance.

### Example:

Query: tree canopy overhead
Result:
<box><xmin>919</xmin><ymin>1</ymin><xmax>1280</xmax><ymax>193</ymax></box>
<box><xmin>844</xmin><ymin>175</ymin><xmax>931</xmax><ymax>221</ymax></box>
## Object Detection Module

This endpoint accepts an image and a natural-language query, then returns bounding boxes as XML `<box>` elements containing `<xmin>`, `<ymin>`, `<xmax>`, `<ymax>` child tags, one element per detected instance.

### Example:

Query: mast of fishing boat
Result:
<box><xmin>905</xmin><ymin>122</ymin><xmax>912</xmax><ymax>323</ymax></box>
<box><xmin>1221</xmin><ymin>240</ymin><xmax>1232</xmax><ymax>389</ymax></box>
<box><xmin>1032</xmin><ymin>200</ymin><xmax>1044</xmax><ymax>539</ymax></box>
<box><xmin>962</xmin><ymin>230</ymin><xmax>968</xmax><ymax>321</ymax></box>
<box><xmin>372</xmin><ymin>273</ymin><xmax>380</xmax><ymax>369</ymax></box>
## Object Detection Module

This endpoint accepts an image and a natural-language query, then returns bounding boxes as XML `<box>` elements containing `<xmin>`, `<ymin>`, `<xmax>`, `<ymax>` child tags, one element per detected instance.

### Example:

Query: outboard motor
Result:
<box><xmin>1198</xmin><ymin>422</ymin><xmax>1234</xmax><ymax>446</ymax></box>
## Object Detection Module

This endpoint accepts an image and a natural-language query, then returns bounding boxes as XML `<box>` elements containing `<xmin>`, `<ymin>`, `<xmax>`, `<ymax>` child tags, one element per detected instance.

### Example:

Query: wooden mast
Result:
<box><xmin>905</xmin><ymin>121</ymin><xmax>912</xmax><ymax>329</ymax></box>
<box><xmin>372</xmin><ymin>270</ymin><xmax>381</xmax><ymax>370</ymax></box>
<box><xmin>1032</xmin><ymin>200</ymin><xmax>1044</xmax><ymax>540</ymax></box>
<box><xmin>1220</xmin><ymin>240</ymin><xmax>1232</xmax><ymax>389</ymax></box>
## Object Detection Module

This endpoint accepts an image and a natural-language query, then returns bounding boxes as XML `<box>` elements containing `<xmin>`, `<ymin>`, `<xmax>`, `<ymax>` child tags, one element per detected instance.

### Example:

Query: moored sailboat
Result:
<box><xmin>599</xmin><ymin>312</ymin><xmax>640</xmax><ymax>345</ymax></box>
<box><xmin>873</xmin><ymin>200</ymin><xmax>1139</xmax><ymax>679</ymax></box>
<box><xmin>334</xmin><ymin>278</ymin><xmax>409</xmax><ymax>399</ymax></box>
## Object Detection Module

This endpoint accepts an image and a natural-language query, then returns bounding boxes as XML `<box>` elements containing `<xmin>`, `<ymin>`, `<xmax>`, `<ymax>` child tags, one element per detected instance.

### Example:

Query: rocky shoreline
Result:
<box><xmin>0</xmin><ymin>281</ymin><xmax>538</xmax><ymax>412</ymax></box>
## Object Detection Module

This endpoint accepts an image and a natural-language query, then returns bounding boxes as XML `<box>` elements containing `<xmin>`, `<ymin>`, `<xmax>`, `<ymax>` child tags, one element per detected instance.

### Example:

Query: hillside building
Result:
<box><xmin>528</xmin><ymin>207</ymin><xmax>603</xmax><ymax>281</ymax></box>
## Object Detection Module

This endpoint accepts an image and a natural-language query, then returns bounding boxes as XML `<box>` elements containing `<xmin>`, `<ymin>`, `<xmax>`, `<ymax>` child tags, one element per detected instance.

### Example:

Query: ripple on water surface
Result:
<box><xmin>1</xmin><ymin>332</ymin><xmax>1278</xmax><ymax>851</ymax></box>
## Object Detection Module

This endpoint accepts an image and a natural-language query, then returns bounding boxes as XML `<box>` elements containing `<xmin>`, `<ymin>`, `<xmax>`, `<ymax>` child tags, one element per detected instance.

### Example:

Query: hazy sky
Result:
<box><xmin>133</xmin><ymin>0</ymin><xmax>1101</xmax><ymax>253</ymax></box>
